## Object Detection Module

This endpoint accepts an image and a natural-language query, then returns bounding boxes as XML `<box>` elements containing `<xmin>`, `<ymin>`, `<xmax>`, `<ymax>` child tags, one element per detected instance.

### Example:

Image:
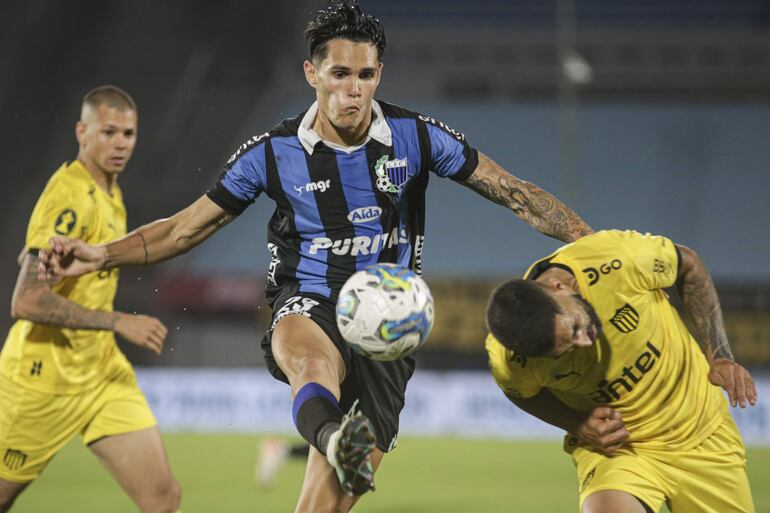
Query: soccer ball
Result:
<box><xmin>336</xmin><ymin>263</ymin><xmax>434</xmax><ymax>361</ymax></box>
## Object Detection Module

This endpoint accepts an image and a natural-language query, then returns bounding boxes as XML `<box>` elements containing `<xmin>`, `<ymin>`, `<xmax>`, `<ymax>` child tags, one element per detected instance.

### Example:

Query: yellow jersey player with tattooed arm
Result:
<box><xmin>485</xmin><ymin>230</ymin><xmax>757</xmax><ymax>513</ymax></box>
<box><xmin>0</xmin><ymin>86</ymin><xmax>181</xmax><ymax>513</ymax></box>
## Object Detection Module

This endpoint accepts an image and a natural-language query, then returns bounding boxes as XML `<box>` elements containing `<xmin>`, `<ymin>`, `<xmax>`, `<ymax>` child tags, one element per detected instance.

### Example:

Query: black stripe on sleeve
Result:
<box><xmin>451</xmin><ymin>147</ymin><xmax>479</xmax><ymax>183</ymax></box>
<box><xmin>263</xmin><ymin>139</ymin><xmax>303</xmax><ymax>305</ymax></box>
<box><xmin>206</xmin><ymin>182</ymin><xmax>250</xmax><ymax>216</ymax></box>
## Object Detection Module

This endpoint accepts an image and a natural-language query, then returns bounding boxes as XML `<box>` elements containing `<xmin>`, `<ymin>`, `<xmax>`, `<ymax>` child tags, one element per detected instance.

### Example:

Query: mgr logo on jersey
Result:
<box><xmin>610</xmin><ymin>303</ymin><xmax>640</xmax><ymax>333</ymax></box>
<box><xmin>374</xmin><ymin>155</ymin><xmax>408</xmax><ymax>194</ymax></box>
<box><xmin>3</xmin><ymin>449</ymin><xmax>27</xmax><ymax>471</ymax></box>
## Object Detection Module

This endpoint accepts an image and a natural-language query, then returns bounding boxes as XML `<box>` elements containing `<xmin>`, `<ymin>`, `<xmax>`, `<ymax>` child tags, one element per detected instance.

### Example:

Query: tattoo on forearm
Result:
<box><xmin>19</xmin><ymin>255</ymin><xmax>117</xmax><ymax>331</ymax></box>
<box><xmin>464</xmin><ymin>154</ymin><xmax>593</xmax><ymax>243</ymax></box>
<box><xmin>679</xmin><ymin>267</ymin><xmax>734</xmax><ymax>362</ymax></box>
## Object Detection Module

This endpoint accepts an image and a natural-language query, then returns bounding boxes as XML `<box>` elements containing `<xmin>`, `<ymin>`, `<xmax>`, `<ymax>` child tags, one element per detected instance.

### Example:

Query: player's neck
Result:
<box><xmin>312</xmin><ymin>108</ymin><xmax>372</xmax><ymax>148</ymax></box>
<box><xmin>76</xmin><ymin>153</ymin><xmax>117</xmax><ymax>195</ymax></box>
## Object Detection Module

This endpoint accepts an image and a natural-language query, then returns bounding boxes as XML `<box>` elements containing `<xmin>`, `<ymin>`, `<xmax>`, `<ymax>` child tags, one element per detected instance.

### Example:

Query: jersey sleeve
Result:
<box><xmin>207</xmin><ymin>141</ymin><xmax>268</xmax><ymax>216</ymax></box>
<box><xmin>25</xmin><ymin>180</ymin><xmax>92</xmax><ymax>252</ymax></box>
<box><xmin>419</xmin><ymin>115</ymin><xmax>479</xmax><ymax>181</ymax></box>
<box><xmin>618</xmin><ymin>230</ymin><xmax>680</xmax><ymax>292</ymax></box>
<box><xmin>485</xmin><ymin>334</ymin><xmax>542</xmax><ymax>399</ymax></box>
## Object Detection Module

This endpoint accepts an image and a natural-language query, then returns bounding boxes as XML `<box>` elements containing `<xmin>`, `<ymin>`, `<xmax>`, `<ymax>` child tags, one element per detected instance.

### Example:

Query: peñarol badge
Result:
<box><xmin>374</xmin><ymin>155</ymin><xmax>408</xmax><ymax>194</ymax></box>
<box><xmin>54</xmin><ymin>209</ymin><xmax>77</xmax><ymax>235</ymax></box>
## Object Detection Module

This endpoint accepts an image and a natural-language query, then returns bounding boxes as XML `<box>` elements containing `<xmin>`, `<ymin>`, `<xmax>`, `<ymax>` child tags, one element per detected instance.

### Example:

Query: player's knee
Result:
<box><xmin>143</xmin><ymin>477</ymin><xmax>181</xmax><ymax>513</ymax></box>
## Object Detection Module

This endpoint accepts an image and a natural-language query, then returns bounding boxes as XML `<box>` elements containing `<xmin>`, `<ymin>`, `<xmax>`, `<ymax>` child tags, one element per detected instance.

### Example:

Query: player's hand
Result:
<box><xmin>574</xmin><ymin>407</ymin><xmax>629</xmax><ymax>455</ymax></box>
<box><xmin>115</xmin><ymin>313</ymin><xmax>168</xmax><ymax>355</ymax></box>
<box><xmin>708</xmin><ymin>358</ymin><xmax>758</xmax><ymax>408</ymax></box>
<box><xmin>38</xmin><ymin>236</ymin><xmax>107</xmax><ymax>280</ymax></box>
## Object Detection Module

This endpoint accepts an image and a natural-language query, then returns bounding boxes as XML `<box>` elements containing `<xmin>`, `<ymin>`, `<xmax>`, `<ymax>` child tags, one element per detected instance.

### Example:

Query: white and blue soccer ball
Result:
<box><xmin>336</xmin><ymin>263</ymin><xmax>434</xmax><ymax>361</ymax></box>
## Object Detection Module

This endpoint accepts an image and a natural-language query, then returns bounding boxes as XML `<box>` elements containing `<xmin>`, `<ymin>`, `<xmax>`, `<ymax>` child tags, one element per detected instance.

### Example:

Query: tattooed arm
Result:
<box><xmin>40</xmin><ymin>195</ymin><xmax>234</xmax><ymax>278</ymax></box>
<box><xmin>12</xmin><ymin>253</ymin><xmax>166</xmax><ymax>353</ymax></box>
<box><xmin>676</xmin><ymin>244</ymin><xmax>757</xmax><ymax>407</ymax></box>
<box><xmin>461</xmin><ymin>152</ymin><xmax>593</xmax><ymax>243</ymax></box>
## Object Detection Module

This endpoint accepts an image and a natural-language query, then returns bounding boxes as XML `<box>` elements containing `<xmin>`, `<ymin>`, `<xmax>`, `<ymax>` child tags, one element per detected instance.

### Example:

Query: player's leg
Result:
<box><xmin>294</xmin><ymin>446</ymin><xmax>384</xmax><ymax>513</ymax></box>
<box><xmin>0</xmin><ymin>479</ymin><xmax>28</xmax><ymax>512</ymax></box>
<box><xmin>0</xmin><ymin>374</ymin><xmax>81</xmax><ymax>512</ymax></box>
<box><xmin>83</xmin><ymin>359</ymin><xmax>181</xmax><ymax>513</ymax></box>
<box><xmin>88</xmin><ymin>427</ymin><xmax>181</xmax><ymax>513</ymax></box>
<box><xmin>583</xmin><ymin>490</ymin><xmax>652</xmax><ymax>513</ymax></box>
<box><xmin>573</xmin><ymin>447</ymin><xmax>666</xmax><ymax>513</ymax></box>
<box><xmin>271</xmin><ymin>313</ymin><xmax>376</xmax><ymax>496</ymax></box>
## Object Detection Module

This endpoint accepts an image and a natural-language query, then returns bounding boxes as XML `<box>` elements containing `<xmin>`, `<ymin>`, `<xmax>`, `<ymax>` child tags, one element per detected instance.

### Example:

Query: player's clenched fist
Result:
<box><xmin>574</xmin><ymin>406</ymin><xmax>629</xmax><ymax>455</ymax></box>
<box><xmin>38</xmin><ymin>236</ymin><xmax>107</xmax><ymax>280</ymax></box>
<box><xmin>114</xmin><ymin>313</ymin><xmax>168</xmax><ymax>355</ymax></box>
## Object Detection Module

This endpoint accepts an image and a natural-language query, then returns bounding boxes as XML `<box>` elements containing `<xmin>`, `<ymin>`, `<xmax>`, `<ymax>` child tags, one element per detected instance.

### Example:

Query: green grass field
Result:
<box><xmin>12</xmin><ymin>435</ymin><xmax>770</xmax><ymax>513</ymax></box>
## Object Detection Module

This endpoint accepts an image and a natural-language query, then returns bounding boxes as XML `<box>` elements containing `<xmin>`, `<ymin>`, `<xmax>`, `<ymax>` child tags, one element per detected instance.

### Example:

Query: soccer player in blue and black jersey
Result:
<box><xmin>40</xmin><ymin>2</ymin><xmax>593</xmax><ymax>511</ymax></box>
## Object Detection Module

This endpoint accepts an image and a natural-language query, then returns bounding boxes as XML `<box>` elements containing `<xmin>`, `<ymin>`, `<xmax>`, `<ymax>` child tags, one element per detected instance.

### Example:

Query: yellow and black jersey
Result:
<box><xmin>487</xmin><ymin>230</ymin><xmax>727</xmax><ymax>451</ymax></box>
<box><xmin>0</xmin><ymin>160</ymin><xmax>127</xmax><ymax>394</ymax></box>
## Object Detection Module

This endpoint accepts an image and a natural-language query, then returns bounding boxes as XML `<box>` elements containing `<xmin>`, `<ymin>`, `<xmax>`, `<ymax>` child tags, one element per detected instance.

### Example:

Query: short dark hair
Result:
<box><xmin>486</xmin><ymin>279</ymin><xmax>560</xmax><ymax>357</ymax></box>
<box><xmin>82</xmin><ymin>85</ymin><xmax>137</xmax><ymax>113</ymax></box>
<box><xmin>305</xmin><ymin>1</ymin><xmax>386</xmax><ymax>62</ymax></box>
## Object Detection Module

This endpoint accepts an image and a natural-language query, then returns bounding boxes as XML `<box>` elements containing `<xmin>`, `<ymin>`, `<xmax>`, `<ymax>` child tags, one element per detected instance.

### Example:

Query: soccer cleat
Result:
<box><xmin>326</xmin><ymin>401</ymin><xmax>376</xmax><ymax>496</ymax></box>
<box><xmin>256</xmin><ymin>438</ymin><xmax>290</xmax><ymax>488</ymax></box>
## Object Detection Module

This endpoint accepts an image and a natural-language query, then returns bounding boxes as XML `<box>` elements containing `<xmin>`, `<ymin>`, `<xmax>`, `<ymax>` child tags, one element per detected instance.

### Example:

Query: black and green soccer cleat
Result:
<box><xmin>327</xmin><ymin>401</ymin><xmax>377</xmax><ymax>496</ymax></box>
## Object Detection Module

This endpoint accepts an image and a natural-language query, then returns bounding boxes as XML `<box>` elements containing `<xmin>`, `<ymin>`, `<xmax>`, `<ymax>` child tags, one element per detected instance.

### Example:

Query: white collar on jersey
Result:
<box><xmin>298</xmin><ymin>100</ymin><xmax>392</xmax><ymax>155</ymax></box>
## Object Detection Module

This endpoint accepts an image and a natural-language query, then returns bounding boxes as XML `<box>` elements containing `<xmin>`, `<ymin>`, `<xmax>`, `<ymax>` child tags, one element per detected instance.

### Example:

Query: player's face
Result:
<box><xmin>305</xmin><ymin>38</ymin><xmax>382</xmax><ymax>132</ymax></box>
<box><xmin>76</xmin><ymin>103</ymin><xmax>137</xmax><ymax>175</ymax></box>
<box><xmin>550</xmin><ymin>294</ymin><xmax>602</xmax><ymax>358</ymax></box>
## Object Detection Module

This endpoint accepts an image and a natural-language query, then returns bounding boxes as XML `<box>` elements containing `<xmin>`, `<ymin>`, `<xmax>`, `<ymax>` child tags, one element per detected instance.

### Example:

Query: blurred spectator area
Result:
<box><xmin>372</xmin><ymin>0</ymin><xmax>770</xmax><ymax>100</ymax></box>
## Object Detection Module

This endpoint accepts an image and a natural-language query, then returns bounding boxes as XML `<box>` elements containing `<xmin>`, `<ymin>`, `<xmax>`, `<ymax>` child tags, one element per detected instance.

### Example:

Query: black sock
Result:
<box><xmin>292</xmin><ymin>383</ymin><xmax>342</xmax><ymax>456</ymax></box>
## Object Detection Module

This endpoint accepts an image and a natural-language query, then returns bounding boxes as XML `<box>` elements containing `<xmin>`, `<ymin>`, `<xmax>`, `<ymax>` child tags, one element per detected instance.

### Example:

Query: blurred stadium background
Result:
<box><xmin>2</xmin><ymin>0</ymin><xmax>769</xmax><ymax>511</ymax></box>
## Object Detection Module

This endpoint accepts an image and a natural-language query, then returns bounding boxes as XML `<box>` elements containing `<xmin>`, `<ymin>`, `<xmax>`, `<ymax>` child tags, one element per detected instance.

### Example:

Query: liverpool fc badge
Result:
<box><xmin>374</xmin><ymin>155</ymin><xmax>409</xmax><ymax>193</ymax></box>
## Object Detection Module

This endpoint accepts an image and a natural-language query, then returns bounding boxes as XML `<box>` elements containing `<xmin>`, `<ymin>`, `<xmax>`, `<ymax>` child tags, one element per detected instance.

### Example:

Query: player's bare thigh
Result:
<box><xmin>89</xmin><ymin>427</ymin><xmax>180</xmax><ymax>513</ymax></box>
<box><xmin>0</xmin><ymin>478</ymin><xmax>28</xmax><ymax>512</ymax></box>
<box><xmin>583</xmin><ymin>490</ymin><xmax>650</xmax><ymax>513</ymax></box>
<box><xmin>294</xmin><ymin>445</ymin><xmax>384</xmax><ymax>513</ymax></box>
<box><xmin>271</xmin><ymin>314</ymin><xmax>346</xmax><ymax>397</ymax></box>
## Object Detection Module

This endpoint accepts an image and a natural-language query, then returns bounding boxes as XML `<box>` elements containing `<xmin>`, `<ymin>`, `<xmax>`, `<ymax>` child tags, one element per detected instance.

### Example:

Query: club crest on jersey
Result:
<box><xmin>374</xmin><ymin>155</ymin><xmax>408</xmax><ymax>194</ymax></box>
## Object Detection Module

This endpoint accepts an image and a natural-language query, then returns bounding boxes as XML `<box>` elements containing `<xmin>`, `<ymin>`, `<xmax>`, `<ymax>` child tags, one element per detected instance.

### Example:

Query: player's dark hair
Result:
<box><xmin>82</xmin><ymin>85</ymin><xmax>137</xmax><ymax>113</ymax></box>
<box><xmin>486</xmin><ymin>279</ymin><xmax>560</xmax><ymax>357</ymax></box>
<box><xmin>305</xmin><ymin>1</ymin><xmax>386</xmax><ymax>62</ymax></box>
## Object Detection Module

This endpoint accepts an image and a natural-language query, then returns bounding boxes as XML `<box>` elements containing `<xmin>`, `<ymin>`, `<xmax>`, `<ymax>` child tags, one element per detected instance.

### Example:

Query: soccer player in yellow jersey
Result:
<box><xmin>485</xmin><ymin>229</ymin><xmax>757</xmax><ymax>513</ymax></box>
<box><xmin>0</xmin><ymin>86</ymin><xmax>181</xmax><ymax>513</ymax></box>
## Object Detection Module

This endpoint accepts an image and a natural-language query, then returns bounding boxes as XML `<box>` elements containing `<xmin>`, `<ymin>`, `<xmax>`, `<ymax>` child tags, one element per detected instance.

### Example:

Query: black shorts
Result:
<box><xmin>261</xmin><ymin>291</ymin><xmax>416</xmax><ymax>453</ymax></box>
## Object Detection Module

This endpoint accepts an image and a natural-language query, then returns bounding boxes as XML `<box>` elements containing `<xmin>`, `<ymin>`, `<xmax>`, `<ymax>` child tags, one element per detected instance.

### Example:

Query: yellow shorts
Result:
<box><xmin>570</xmin><ymin>412</ymin><xmax>754</xmax><ymax>513</ymax></box>
<box><xmin>0</xmin><ymin>358</ymin><xmax>156</xmax><ymax>482</ymax></box>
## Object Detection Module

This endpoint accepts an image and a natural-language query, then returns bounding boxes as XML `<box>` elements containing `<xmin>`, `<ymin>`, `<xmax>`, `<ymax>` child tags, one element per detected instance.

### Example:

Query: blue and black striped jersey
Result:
<box><xmin>207</xmin><ymin>100</ymin><xmax>478</xmax><ymax>305</ymax></box>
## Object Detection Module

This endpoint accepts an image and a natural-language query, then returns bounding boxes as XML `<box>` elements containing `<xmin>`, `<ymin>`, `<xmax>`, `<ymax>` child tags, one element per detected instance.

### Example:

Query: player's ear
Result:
<box><xmin>75</xmin><ymin>121</ymin><xmax>86</xmax><ymax>146</ymax></box>
<box><xmin>545</xmin><ymin>277</ymin><xmax>567</xmax><ymax>293</ymax></box>
<box><xmin>304</xmin><ymin>60</ymin><xmax>318</xmax><ymax>89</ymax></box>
